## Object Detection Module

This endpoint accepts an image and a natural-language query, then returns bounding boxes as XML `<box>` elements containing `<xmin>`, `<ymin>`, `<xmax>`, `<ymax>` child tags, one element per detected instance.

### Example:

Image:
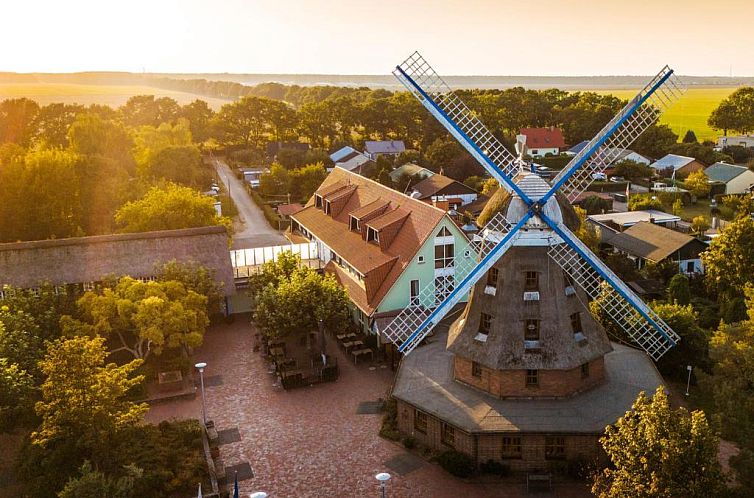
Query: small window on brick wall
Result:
<box><xmin>472</xmin><ymin>361</ymin><xmax>482</xmax><ymax>379</ymax></box>
<box><xmin>414</xmin><ymin>409</ymin><xmax>428</xmax><ymax>434</ymax></box>
<box><xmin>526</xmin><ymin>369</ymin><xmax>539</xmax><ymax>387</ymax></box>
<box><xmin>502</xmin><ymin>436</ymin><xmax>522</xmax><ymax>459</ymax></box>
<box><xmin>545</xmin><ymin>436</ymin><xmax>566</xmax><ymax>460</ymax></box>
<box><xmin>441</xmin><ymin>423</ymin><xmax>455</xmax><ymax>447</ymax></box>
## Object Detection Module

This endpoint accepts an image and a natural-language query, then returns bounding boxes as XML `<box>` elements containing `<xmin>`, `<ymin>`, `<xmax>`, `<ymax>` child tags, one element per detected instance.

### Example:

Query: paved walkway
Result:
<box><xmin>213</xmin><ymin>158</ymin><xmax>288</xmax><ymax>249</ymax></box>
<box><xmin>147</xmin><ymin>318</ymin><xmax>592</xmax><ymax>498</ymax></box>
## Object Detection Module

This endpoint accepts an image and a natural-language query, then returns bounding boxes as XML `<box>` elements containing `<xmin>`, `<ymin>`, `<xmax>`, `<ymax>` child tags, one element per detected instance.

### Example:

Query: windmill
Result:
<box><xmin>383</xmin><ymin>52</ymin><xmax>685</xmax><ymax>361</ymax></box>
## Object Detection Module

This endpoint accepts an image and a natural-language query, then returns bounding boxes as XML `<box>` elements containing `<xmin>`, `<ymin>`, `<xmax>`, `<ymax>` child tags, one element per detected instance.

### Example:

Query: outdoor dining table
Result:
<box><xmin>343</xmin><ymin>340</ymin><xmax>364</xmax><ymax>352</ymax></box>
<box><xmin>351</xmin><ymin>347</ymin><xmax>374</xmax><ymax>364</ymax></box>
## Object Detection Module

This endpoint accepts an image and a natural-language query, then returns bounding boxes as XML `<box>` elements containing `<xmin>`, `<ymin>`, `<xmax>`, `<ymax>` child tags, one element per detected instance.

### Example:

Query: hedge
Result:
<box><xmin>249</xmin><ymin>188</ymin><xmax>283</xmax><ymax>229</ymax></box>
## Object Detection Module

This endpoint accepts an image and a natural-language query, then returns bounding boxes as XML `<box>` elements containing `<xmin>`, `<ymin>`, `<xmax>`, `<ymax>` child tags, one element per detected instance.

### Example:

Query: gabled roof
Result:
<box><xmin>588</xmin><ymin>209</ymin><xmax>680</xmax><ymax>228</ymax></box>
<box><xmin>411</xmin><ymin>174</ymin><xmax>478</xmax><ymax>199</ymax></box>
<box><xmin>388</xmin><ymin>163</ymin><xmax>435</xmax><ymax>182</ymax></box>
<box><xmin>330</xmin><ymin>146</ymin><xmax>358</xmax><ymax>163</ymax></box>
<box><xmin>276</xmin><ymin>203</ymin><xmax>304</xmax><ymax>216</ymax></box>
<box><xmin>291</xmin><ymin>167</ymin><xmax>450</xmax><ymax>315</ymax></box>
<box><xmin>568</xmin><ymin>140</ymin><xmax>589</xmax><ymax>154</ymax></box>
<box><xmin>520</xmin><ymin>127</ymin><xmax>566</xmax><ymax>149</ymax></box>
<box><xmin>608</xmin><ymin>222</ymin><xmax>702</xmax><ymax>262</ymax></box>
<box><xmin>364</xmin><ymin>140</ymin><xmax>405</xmax><ymax>155</ymax></box>
<box><xmin>705</xmin><ymin>162</ymin><xmax>750</xmax><ymax>183</ymax></box>
<box><xmin>650</xmin><ymin>154</ymin><xmax>696</xmax><ymax>171</ymax></box>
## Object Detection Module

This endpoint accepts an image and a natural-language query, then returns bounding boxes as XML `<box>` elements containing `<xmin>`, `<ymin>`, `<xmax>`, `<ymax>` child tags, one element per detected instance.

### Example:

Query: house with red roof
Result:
<box><xmin>290</xmin><ymin>167</ymin><xmax>472</xmax><ymax>342</ymax></box>
<box><xmin>520</xmin><ymin>127</ymin><xmax>567</xmax><ymax>157</ymax></box>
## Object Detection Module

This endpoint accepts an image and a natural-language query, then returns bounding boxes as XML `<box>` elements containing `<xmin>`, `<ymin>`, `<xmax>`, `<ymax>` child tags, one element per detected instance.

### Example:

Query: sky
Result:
<box><xmin>3</xmin><ymin>0</ymin><xmax>753</xmax><ymax>76</ymax></box>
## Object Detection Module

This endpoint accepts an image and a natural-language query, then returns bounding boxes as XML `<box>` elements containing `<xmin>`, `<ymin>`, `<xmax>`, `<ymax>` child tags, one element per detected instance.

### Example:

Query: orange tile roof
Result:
<box><xmin>520</xmin><ymin>127</ymin><xmax>566</xmax><ymax>149</ymax></box>
<box><xmin>350</xmin><ymin>199</ymin><xmax>389</xmax><ymax>219</ymax></box>
<box><xmin>367</xmin><ymin>208</ymin><xmax>410</xmax><ymax>230</ymax></box>
<box><xmin>292</xmin><ymin>167</ymin><xmax>449</xmax><ymax>314</ymax></box>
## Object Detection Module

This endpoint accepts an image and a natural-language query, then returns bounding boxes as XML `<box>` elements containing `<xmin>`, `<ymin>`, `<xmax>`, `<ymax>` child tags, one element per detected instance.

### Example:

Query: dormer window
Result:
<box><xmin>350</xmin><ymin>215</ymin><xmax>359</xmax><ymax>231</ymax></box>
<box><xmin>324</xmin><ymin>200</ymin><xmax>331</xmax><ymax>215</ymax></box>
<box><xmin>315</xmin><ymin>194</ymin><xmax>323</xmax><ymax>208</ymax></box>
<box><xmin>367</xmin><ymin>226</ymin><xmax>379</xmax><ymax>243</ymax></box>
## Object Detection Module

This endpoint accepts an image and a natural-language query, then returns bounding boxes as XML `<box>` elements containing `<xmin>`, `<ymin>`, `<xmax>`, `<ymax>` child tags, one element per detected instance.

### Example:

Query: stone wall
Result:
<box><xmin>454</xmin><ymin>356</ymin><xmax>605</xmax><ymax>398</ymax></box>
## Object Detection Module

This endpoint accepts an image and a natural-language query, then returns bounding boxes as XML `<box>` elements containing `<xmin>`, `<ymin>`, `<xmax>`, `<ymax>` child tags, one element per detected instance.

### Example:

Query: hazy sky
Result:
<box><xmin>3</xmin><ymin>0</ymin><xmax>752</xmax><ymax>76</ymax></box>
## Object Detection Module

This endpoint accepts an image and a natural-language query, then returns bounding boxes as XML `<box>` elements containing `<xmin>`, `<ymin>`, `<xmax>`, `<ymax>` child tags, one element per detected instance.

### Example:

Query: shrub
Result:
<box><xmin>379</xmin><ymin>398</ymin><xmax>400</xmax><ymax>442</ymax></box>
<box><xmin>435</xmin><ymin>449</ymin><xmax>476</xmax><ymax>478</ymax></box>
<box><xmin>402</xmin><ymin>436</ymin><xmax>416</xmax><ymax>449</ymax></box>
<box><xmin>480</xmin><ymin>459</ymin><xmax>510</xmax><ymax>476</ymax></box>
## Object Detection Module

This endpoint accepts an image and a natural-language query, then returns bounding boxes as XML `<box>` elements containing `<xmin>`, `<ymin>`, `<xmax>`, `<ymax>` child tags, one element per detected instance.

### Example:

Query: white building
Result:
<box><xmin>364</xmin><ymin>140</ymin><xmax>406</xmax><ymax>160</ymax></box>
<box><xmin>705</xmin><ymin>162</ymin><xmax>754</xmax><ymax>194</ymax></box>
<box><xmin>717</xmin><ymin>135</ymin><xmax>754</xmax><ymax>149</ymax></box>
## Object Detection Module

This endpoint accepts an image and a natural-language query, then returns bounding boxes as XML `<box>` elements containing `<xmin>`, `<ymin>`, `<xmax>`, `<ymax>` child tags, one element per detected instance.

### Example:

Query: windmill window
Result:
<box><xmin>526</xmin><ymin>369</ymin><xmax>539</xmax><ymax>387</ymax></box>
<box><xmin>471</xmin><ymin>361</ymin><xmax>482</xmax><ymax>379</ymax></box>
<box><xmin>581</xmin><ymin>362</ymin><xmax>590</xmax><ymax>379</ymax></box>
<box><xmin>570</xmin><ymin>312</ymin><xmax>582</xmax><ymax>334</ymax></box>
<box><xmin>524</xmin><ymin>319</ymin><xmax>540</xmax><ymax>341</ymax></box>
<box><xmin>434</xmin><ymin>242</ymin><xmax>455</xmax><ymax>269</ymax></box>
<box><xmin>479</xmin><ymin>313</ymin><xmax>492</xmax><ymax>336</ymax></box>
<box><xmin>441</xmin><ymin>423</ymin><xmax>455</xmax><ymax>447</ymax></box>
<box><xmin>486</xmin><ymin>268</ymin><xmax>499</xmax><ymax>288</ymax></box>
<box><xmin>524</xmin><ymin>271</ymin><xmax>539</xmax><ymax>292</ymax></box>
<box><xmin>414</xmin><ymin>409</ymin><xmax>428</xmax><ymax>434</ymax></box>
<box><xmin>502</xmin><ymin>436</ymin><xmax>522</xmax><ymax>459</ymax></box>
<box><xmin>545</xmin><ymin>436</ymin><xmax>566</xmax><ymax>460</ymax></box>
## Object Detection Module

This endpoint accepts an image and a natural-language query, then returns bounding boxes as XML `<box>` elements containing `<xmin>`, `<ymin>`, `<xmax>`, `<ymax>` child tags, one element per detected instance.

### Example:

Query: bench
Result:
<box><xmin>526</xmin><ymin>473</ymin><xmax>552</xmax><ymax>493</ymax></box>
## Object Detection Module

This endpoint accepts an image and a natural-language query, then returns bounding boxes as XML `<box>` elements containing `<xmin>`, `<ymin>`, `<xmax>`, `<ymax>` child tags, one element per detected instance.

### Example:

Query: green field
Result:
<box><xmin>593</xmin><ymin>87</ymin><xmax>738</xmax><ymax>142</ymax></box>
<box><xmin>0</xmin><ymin>83</ymin><xmax>231</xmax><ymax>109</ymax></box>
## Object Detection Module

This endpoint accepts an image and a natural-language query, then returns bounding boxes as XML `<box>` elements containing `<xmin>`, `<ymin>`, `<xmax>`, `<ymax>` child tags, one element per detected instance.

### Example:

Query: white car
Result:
<box><xmin>592</xmin><ymin>172</ymin><xmax>607</xmax><ymax>181</ymax></box>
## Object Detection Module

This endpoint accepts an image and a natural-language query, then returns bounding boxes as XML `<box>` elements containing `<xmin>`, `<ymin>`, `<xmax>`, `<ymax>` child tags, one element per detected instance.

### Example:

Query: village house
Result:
<box><xmin>388</xmin><ymin>163</ymin><xmax>435</xmax><ymax>184</ymax></box>
<box><xmin>364</xmin><ymin>140</ymin><xmax>406</xmax><ymax>160</ymax></box>
<box><xmin>410</xmin><ymin>173</ymin><xmax>481</xmax><ymax>210</ymax></box>
<box><xmin>329</xmin><ymin>146</ymin><xmax>373</xmax><ymax>174</ymax></box>
<box><xmin>587</xmin><ymin>210</ymin><xmax>681</xmax><ymax>238</ymax></box>
<box><xmin>705</xmin><ymin>162</ymin><xmax>754</xmax><ymax>195</ymax></box>
<box><xmin>289</xmin><ymin>167</ymin><xmax>472</xmax><ymax>341</ymax></box>
<box><xmin>604</xmin><ymin>221</ymin><xmax>706</xmax><ymax>275</ymax></box>
<box><xmin>650</xmin><ymin>154</ymin><xmax>704</xmax><ymax>177</ymax></box>
<box><xmin>717</xmin><ymin>135</ymin><xmax>754</xmax><ymax>149</ymax></box>
<box><xmin>520</xmin><ymin>127</ymin><xmax>566</xmax><ymax>157</ymax></box>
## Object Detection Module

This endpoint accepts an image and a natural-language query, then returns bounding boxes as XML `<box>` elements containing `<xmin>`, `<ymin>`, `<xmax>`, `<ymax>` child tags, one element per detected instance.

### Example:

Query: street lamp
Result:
<box><xmin>375</xmin><ymin>472</ymin><xmax>391</xmax><ymax>498</ymax></box>
<box><xmin>249</xmin><ymin>493</ymin><xmax>268</xmax><ymax>498</ymax></box>
<box><xmin>195</xmin><ymin>362</ymin><xmax>208</xmax><ymax>426</ymax></box>
<box><xmin>685</xmin><ymin>365</ymin><xmax>693</xmax><ymax>396</ymax></box>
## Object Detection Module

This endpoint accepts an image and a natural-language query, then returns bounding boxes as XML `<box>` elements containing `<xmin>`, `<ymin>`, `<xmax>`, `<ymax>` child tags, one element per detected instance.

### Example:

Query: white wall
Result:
<box><xmin>529</xmin><ymin>147</ymin><xmax>559</xmax><ymax>157</ymax></box>
<box><xmin>725</xmin><ymin>169</ymin><xmax>754</xmax><ymax>194</ymax></box>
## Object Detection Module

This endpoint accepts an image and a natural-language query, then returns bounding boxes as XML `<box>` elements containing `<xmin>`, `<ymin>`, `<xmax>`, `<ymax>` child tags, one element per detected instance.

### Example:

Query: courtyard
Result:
<box><xmin>147</xmin><ymin>316</ymin><xmax>592</xmax><ymax>498</ymax></box>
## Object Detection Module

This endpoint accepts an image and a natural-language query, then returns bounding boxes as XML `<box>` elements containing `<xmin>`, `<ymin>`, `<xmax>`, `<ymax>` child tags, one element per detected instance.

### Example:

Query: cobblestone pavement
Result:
<box><xmin>147</xmin><ymin>317</ymin><xmax>592</xmax><ymax>498</ymax></box>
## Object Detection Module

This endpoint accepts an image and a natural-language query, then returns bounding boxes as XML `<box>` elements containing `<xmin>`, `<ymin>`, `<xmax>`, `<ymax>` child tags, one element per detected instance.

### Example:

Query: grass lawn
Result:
<box><xmin>679</xmin><ymin>200</ymin><xmax>713</xmax><ymax>223</ymax></box>
<box><xmin>0</xmin><ymin>83</ymin><xmax>231</xmax><ymax>109</ymax></box>
<box><xmin>591</xmin><ymin>87</ymin><xmax>740</xmax><ymax>142</ymax></box>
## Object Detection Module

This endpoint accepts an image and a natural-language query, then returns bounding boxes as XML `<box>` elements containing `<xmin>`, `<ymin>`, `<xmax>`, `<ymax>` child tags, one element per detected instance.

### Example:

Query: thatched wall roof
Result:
<box><xmin>0</xmin><ymin>226</ymin><xmax>235</xmax><ymax>295</ymax></box>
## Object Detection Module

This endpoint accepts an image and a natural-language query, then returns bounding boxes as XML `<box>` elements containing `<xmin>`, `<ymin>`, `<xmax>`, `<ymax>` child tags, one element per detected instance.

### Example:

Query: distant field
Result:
<box><xmin>0</xmin><ymin>83</ymin><xmax>232</xmax><ymax>109</ymax></box>
<box><xmin>592</xmin><ymin>87</ymin><xmax>738</xmax><ymax>142</ymax></box>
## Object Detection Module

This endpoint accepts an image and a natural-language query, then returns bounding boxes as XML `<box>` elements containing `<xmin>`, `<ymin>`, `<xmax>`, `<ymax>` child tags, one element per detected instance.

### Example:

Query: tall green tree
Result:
<box><xmin>120</xmin><ymin>95</ymin><xmax>180</xmax><ymax>128</ymax></box>
<box><xmin>0</xmin><ymin>357</ymin><xmax>35</xmax><ymax>432</ymax></box>
<box><xmin>684</xmin><ymin>170</ymin><xmax>711</xmax><ymax>198</ymax></box>
<box><xmin>115</xmin><ymin>183</ymin><xmax>231</xmax><ymax>234</ymax></box>
<box><xmin>180</xmin><ymin>99</ymin><xmax>215</xmax><ymax>143</ymax></box>
<box><xmin>593</xmin><ymin>387</ymin><xmax>724</xmax><ymax>498</ymax></box>
<box><xmin>31</xmin><ymin>103</ymin><xmax>83</xmax><ymax>147</ymax></box>
<box><xmin>73</xmin><ymin>277</ymin><xmax>210</xmax><ymax>361</ymax></box>
<box><xmin>708</xmin><ymin>87</ymin><xmax>754</xmax><ymax>135</ymax></box>
<box><xmin>32</xmin><ymin>335</ymin><xmax>147</xmax><ymax>449</ymax></box>
<box><xmin>253</xmin><ymin>254</ymin><xmax>350</xmax><ymax>340</ymax></box>
<box><xmin>701</xmin><ymin>216</ymin><xmax>754</xmax><ymax>295</ymax></box>
<box><xmin>682</xmin><ymin>129</ymin><xmax>698</xmax><ymax>143</ymax></box>
<box><xmin>0</xmin><ymin>97</ymin><xmax>40</xmax><ymax>145</ymax></box>
<box><xmin>213</xmin><ymin>96</ymin><xmax>271</xmax><ymax>148</ymax></box>
<box><xmin>58</xmin><ymin>461</ymin><xmax>141</xmax><ymax>498</ymax></box>
<box><xmin>632</xmin><ymin>124</ymin><xmax>678</xmax><ymax>159</ymax></box>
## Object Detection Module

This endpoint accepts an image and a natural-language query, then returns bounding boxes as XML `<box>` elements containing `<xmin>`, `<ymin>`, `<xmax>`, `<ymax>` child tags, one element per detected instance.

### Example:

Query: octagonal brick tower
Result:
<box><xmin>447</xmin><ymin>186</ymin><xmax>613</xmax><ymax>398</ymax></box>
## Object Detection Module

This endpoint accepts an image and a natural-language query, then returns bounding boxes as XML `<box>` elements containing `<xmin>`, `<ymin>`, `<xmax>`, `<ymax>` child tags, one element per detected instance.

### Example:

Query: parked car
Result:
<box><xmin>612</xmin><ymin>193</ymin><xmax>627</xmax><ymax>203</ymax></box>
<box><xmin>592</xmin><ymin>172</ymin><xmax>607</xmax><ymax>181</ymax></box>
<box><xmin>609</xmin><ymin>176</ymin><xmax>625</xmax><ymax>183</ymax></box>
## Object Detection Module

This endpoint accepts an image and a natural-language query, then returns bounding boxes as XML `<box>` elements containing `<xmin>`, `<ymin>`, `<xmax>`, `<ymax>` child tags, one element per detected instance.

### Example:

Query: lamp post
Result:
<box><xmin>375</xmin><ymin>472</ymin><xmax>391</xmax><ymax>498</ymax></box>
<box><xmin>195</xmin><ymin>362</ymin><xmax>208</xmax><ymax>426</ymax></box>
<box><xmin>685</xmin><ymin>365</ymin><xmax>693</xmax><ymax>396</ymax></box>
